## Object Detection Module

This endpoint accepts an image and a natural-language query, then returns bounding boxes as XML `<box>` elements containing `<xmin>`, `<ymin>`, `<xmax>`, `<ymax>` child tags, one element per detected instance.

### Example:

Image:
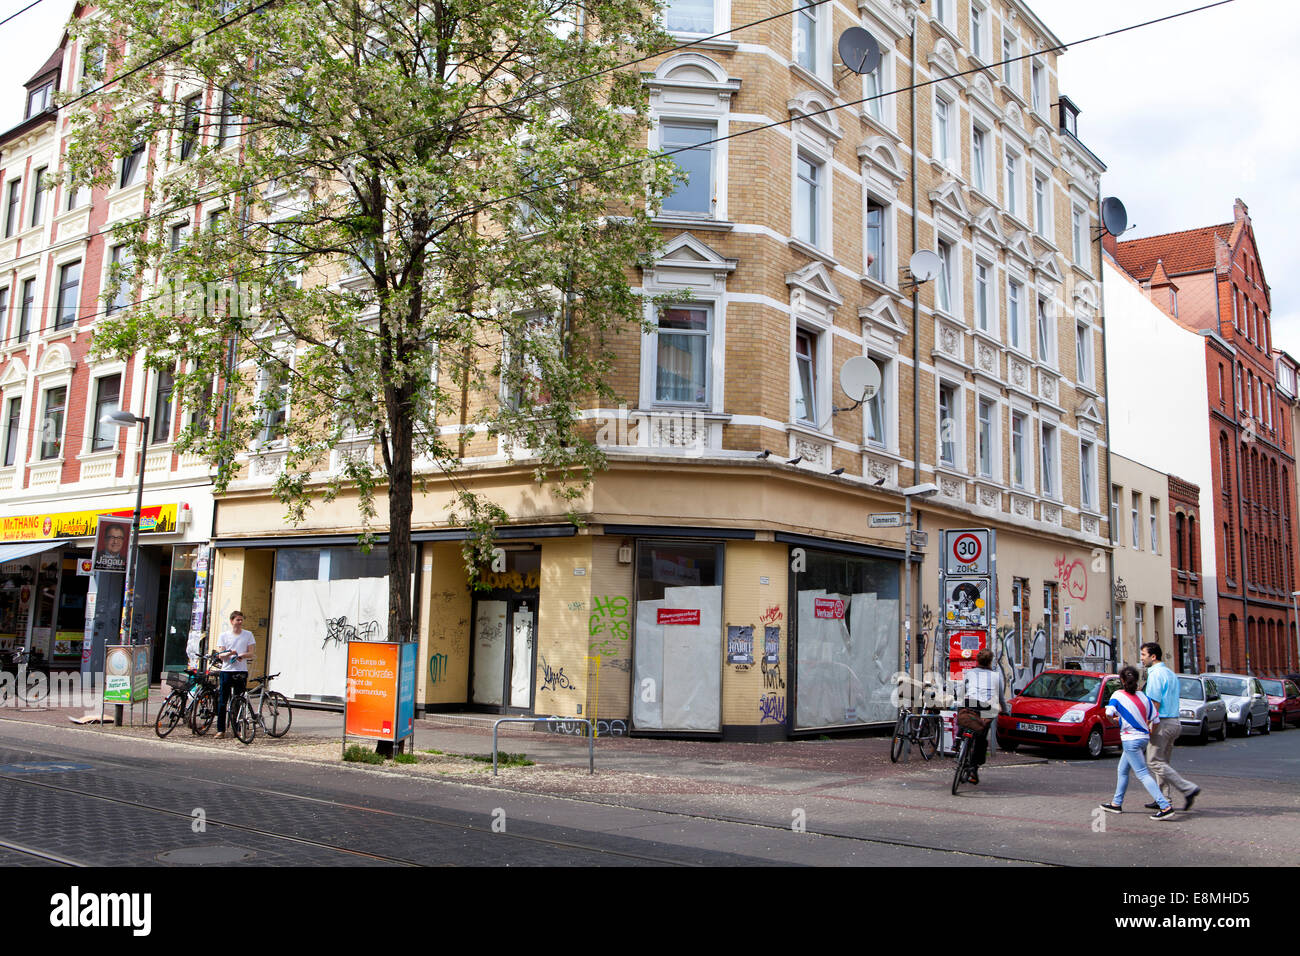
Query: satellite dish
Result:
<box><xmin>837</xmin><ymin>27</ymin><xmax>881</xmax><ymax>76</ymax></box>
<box><xmin>1101</xmin><ymin>197</ymin><xmax>1128</xmax><ymax>236</ymax></box>
<box><xmin>909</xmin><ymin>249</ymin><xmax>942</xmax><ymax>283</ymax></box>
<box><xmin>840</xmin><ymin>356</ymin><xmax>882</xmax><ymax>403</ymax></box>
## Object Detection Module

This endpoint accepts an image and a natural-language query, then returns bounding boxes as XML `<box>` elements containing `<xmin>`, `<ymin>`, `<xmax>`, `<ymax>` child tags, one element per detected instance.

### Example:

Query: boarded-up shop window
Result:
<box><xmin>632</xmin><ymin>541</ymin><xmax>722</xmax><ymax>732</ymax></box>
<box><xmin>794</xmin><ymin>549</ymin><xmax>899</xmax><ymax>728</ymax></box>
<box><xmin>269</xmin><ymin>546</ymin><xmax>390</xmax><ymax>702</ymax></box>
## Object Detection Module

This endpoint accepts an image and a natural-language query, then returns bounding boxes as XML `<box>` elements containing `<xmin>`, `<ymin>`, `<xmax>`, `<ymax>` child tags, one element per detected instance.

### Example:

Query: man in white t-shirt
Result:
<box><xmin>215</xmin><ymin>610</ymin><xmax>256</xmax><ymax>739</ymax></box>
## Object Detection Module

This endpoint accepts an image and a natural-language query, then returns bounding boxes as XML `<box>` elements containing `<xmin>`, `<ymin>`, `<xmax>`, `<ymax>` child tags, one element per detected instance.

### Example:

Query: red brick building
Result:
<box><xmin>1110</xmin><ymin>199</ymin><xmax>1296</xmax><ymax>676</ymax></box>
<box><xmin>1167</xmin><ymin>474</ymin><xmax>1204</xmax><ymax>673</ymax></box>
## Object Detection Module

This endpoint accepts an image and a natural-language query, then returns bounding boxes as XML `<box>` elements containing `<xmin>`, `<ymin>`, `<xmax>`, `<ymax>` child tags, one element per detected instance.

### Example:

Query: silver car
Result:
<box><xmin>1177</xmin><ymin>674</ymin><xmax>1227</xmax><ymax>744</ymax></box>
<box><xmin>1200</xmin><ymin>672</ymin><xmax>1270</xmax><ymax>736</ymax></box>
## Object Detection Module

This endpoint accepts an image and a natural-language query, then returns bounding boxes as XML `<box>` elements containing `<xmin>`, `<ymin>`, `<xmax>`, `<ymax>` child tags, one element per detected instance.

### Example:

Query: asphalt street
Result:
<box><xmin>0</xmin><ymin>710</ymin><xmax>1296</xmax><ymax>868</ymax></box>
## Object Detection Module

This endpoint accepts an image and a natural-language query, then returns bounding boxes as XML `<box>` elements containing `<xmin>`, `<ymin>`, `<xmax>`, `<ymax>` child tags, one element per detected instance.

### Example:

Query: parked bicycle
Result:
<box><xmin>0</xmin><ymin>646</ymin><xmax>50</xmax><ymax>706</ymax></box>
<box><xmin>155</xmin><ymin>655</ymin><xmax>218</xmax><ymax>738</ymax></box>
<box><xmin>890</xmin><ymin>703</ymin><xmax>942</xmax><ymax>762</ymax></box>
<box><xmin>244</xmin><ymin>672</ymin><xmax>292</xmax><ymax>738</ymax></box>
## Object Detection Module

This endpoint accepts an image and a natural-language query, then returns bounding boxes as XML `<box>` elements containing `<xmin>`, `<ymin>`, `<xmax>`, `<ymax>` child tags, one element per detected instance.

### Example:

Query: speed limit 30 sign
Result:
<box><xmin>943</xmin><ymin>528</ymin><xmax>991</xmax><ymax>575</ymax></box>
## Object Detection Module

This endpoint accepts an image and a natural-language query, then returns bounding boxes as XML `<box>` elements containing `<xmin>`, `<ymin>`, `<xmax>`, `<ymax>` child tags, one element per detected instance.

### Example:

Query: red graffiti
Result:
<box><xmin>759</xmin><ymin>605</ymin><xmax>783</xmax><ymax>625</ymax></box>
<box><xmin>1054</xmin><ymin>556</ymin><xmax>1088</xmax><ymax>600</ymax></box>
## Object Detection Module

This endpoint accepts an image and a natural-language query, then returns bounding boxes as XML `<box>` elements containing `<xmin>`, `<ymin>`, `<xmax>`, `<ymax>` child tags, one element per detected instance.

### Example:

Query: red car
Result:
<box><xmin>1259</xmin><ymin>678</ymin><xmax>1300</xmax><ymax>729</ymax></box>
<box><xmin>997</xmin><ymin>670</ymin><xmax>1123</xmax><ymax>758</ymax></box>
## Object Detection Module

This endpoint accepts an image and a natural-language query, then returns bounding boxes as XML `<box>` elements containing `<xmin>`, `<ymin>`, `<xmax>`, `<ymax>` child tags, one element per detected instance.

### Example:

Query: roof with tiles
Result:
<box><xmin>1113</xmin><ymin>223</ymin><xmax>1234</xmax><ymax>281</ymax></box>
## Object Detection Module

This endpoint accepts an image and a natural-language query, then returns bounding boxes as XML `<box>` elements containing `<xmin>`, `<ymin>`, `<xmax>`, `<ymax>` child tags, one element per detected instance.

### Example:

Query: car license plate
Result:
<box><xmin>1017</xmin><ymin>722</ymin><xmax>1048</xmax><ymax>733</ymax></box>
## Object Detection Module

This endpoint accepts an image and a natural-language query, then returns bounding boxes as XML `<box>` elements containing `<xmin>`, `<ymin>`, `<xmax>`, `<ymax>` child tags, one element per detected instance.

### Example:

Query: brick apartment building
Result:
<box><xmin>1110</xmin><ymin>199</ymin><xmax>1296</xmax><ymax>676</ymax></box>
<box><xmin>4</xmin><ymin>0</ymin><xmax>1113</xmax><ymax>736</ymax></box>
<box><xmin>0</xmin><ymin>39</ymin><xmax>216</xmax><ymax>680</ymax></box>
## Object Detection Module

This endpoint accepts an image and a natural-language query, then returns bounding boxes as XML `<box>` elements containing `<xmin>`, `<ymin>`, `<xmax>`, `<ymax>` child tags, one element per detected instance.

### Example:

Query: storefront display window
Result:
<box><xmin>632</xmin><ymin>541</ymin><xmax>722</xmax><ymax>732</ymax></box>
<box><xmin>53</xmin><ymin>556</ymin><xmax>88</xmax><ymax>662</ymax></box>
<box><xmin>269</xmin><ymin>546</ymin><xmax>390</xmax><ymax>702</ymax></box>
<box><xmin>162</xmin><ymin>545</ymin><xmax>201</xmax><ymax>671</ymax></box>
<box><xmin>0</xmin><ymin>560</ymin><xmax>35</xmax><ymax>649</ymax></box>
<box><xmin>793</xmin><ymin>549</ymin><xmax>899</xmax><ymax>729</ymax></box>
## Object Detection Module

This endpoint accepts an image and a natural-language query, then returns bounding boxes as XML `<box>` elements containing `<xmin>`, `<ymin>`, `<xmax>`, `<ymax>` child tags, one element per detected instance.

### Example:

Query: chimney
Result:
<box><xmin>1233</xmin><ymin>197</ymin><xmax>1249</xmax><ymax>223</ymax></box>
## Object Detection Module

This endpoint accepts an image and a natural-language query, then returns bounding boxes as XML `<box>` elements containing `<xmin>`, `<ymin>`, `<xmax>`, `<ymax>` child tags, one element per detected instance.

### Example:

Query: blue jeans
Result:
<box><xmin>1113</xmin><ymin>737</ymin><xmax>1171</xmax><ymax>810</ymax></box>
<box><xmin>217</xmin><ymin>671</ymin><xmax>246</xmax><ymax>733</ymax></box>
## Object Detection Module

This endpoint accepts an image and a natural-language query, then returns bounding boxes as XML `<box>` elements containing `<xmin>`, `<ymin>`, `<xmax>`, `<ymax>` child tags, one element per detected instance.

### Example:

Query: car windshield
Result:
<box><xmin>1214</xmin><ymin>676</ymin><xmax>1249</xmax><ymax>696</ymax></box>
<box><xmin>1178</xmin><ymin>677</ymin><xmax>1203</xmax><ymax>701</ymax></box>
<box><xmin>1259</xmin><ymin>679</ymin><xmax>1284</xmax><ymax>695</ymax></box>
<box><xmin>1021</xmin><ymin>673</ymin><xmax>1100</xmax><ymax>702</ymax></box>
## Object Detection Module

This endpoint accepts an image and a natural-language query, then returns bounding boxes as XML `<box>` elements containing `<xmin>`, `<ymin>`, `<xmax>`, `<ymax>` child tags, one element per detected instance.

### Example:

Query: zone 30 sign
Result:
<box><xmin>943</xmin><ymin>529</ymin><xmax>990</xmax><ymax>575</ymax></box>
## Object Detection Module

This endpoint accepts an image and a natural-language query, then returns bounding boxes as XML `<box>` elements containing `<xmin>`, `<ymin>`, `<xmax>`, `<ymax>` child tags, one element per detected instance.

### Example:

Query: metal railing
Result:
<box><xmin>492</xmin><ymin>716</ymin><xmax>593</xmax><ymax>776</ymax></box>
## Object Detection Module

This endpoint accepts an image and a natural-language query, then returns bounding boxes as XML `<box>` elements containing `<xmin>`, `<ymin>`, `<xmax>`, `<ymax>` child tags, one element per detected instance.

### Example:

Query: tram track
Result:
<box><xmin>0</xmin><ymin>733</ymin><xmax>1056</xmax><ymax>867</ymax></box>
<box><xmin>0</xmin><ymin>739</ymin><xmax>700</xmax><ymax>867</ymax></box>
<box><xmin>0</xmin><ymin>837</ymin><xmax>86</xmax><ymax>867</ymax></box>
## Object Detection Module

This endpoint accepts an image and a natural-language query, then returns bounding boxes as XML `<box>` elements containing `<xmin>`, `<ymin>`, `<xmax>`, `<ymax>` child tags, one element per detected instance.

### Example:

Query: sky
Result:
<box><xmin>2</xmin><ymin>0</ymin><xmax>1297</xmax><ymax>351</ymax></box>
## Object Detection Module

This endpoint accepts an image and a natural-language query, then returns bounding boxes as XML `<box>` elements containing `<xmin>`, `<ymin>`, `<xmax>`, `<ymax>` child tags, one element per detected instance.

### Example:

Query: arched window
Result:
<box><xmin>1175</xmin><ymin>512</ymin><xmax>1185</xmax><ymax>571</ymax></box>
<box><xmin>1220</xmin><ymin>433</ymin><xmax>1232</xmax><ymax>498</ymax></box>
<box><xmin>1187</xmin><ymin>515</ymin><xmax>1198</xmax><ymax>574</ymax></box>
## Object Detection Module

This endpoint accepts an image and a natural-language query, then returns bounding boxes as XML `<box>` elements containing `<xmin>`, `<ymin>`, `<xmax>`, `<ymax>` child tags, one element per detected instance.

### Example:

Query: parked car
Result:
<box><xmin>1202</xmin><ymin>673</ymin><xmax>1270</xmax><ymax>736</ymax></box>
<box><xmin>1258</xmin><ymin>678</ymin><xmax>1300</xmax><ymax>730</ymax></box>
<box><xmin>997</xmin><ymin>670</ymin><xmax>1122</xmax><ymax>758</ymax></box>
<box><xmin>1176</xmin><ymin>674</ymin><xmax>1227</xmax><ymax>744</ymax></box>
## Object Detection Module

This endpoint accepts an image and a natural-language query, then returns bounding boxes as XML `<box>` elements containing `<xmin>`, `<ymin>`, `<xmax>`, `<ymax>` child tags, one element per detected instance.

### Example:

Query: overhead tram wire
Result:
<box><xmin>385</xmin><ymin>0</ymin><xmax>1243</xmax><ymax>236</ymax></box>
<box><xmin>0</xmin><ymin>0</ymin><xmax>44</xmax><ymax>29</ymax></box>
<box><xmin>0</xmin><ymin>0</ymin><xmax>1238</xmax><ymax>350</ymax></box>
<box><xmin>0</xmin><ymin>0</ymin><xmax>840</xmax><ymax>345</ymax></box>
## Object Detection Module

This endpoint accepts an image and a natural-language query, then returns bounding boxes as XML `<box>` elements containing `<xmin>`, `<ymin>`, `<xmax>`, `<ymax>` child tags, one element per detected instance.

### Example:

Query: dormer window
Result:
<box><xmin>26</xmin><ymin>81</ymin><xmax>53</xmax><ymax>118</ymax></box>
<box><xmin>1058</xmin><ymin>95</ymin><xmax>1079</xmax><ymax>138</ymax></box>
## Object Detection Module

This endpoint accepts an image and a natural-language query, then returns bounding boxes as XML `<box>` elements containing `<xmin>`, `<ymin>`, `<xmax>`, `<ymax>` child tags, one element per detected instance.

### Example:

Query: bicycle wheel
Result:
<box><xmin>951</xmin><ymin>735</ymin><xmax>971</xmax><ymax>795</ymax></box>
<box><xmin>189</xmin><ymin>688</ymin><xmax>217</xmax><ymax>735</ymax></box>
<box><xmin>231</xmin><ymin>697</ymin><xmax>256</xmax><ymax>745</ymax></box>
<box><xmin>889</xmin><ymin>711</ymin><xmax>908</xmax><ymax>763</ymax></box>
<box><xmin>260</xmin><ymin>691</ymin><xmax>292</xmax><ymax>738</ymax></box>
<box><xmin>154</xmin><ymin>692</ymin><xmax>185</xmax><ymax>738</ymax></box>
<box><xmin>917</xmin><ymin>714</ymin><xmax>941</xmax><ymax>761</ymax></box>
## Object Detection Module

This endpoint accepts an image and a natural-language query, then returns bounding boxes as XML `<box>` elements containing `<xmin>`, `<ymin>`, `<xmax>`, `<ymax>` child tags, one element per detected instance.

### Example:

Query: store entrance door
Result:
<box><xmin>470</xmin><ymin>592</ymin><xmax>537</xmax><ymax>713</ymax></box>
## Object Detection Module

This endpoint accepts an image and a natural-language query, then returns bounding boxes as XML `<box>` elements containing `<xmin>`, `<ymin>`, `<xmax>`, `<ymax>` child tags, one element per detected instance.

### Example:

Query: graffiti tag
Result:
<box><xmin>428</xmin><ymin>653</ymin><xmax>448</xmax><ymax>685</ymax></box>
<box><xmin>1054</xmin><ymin>556</ymin><xmax>1088</xmax><ymax>600</ymax></box>
<box><xmin>758</xmin><ymin>693</ymin><xmax>787</xmax><ymax>724</ymax></box>
<box><xmin>538</xmin><ymin>655</ymin><xmax>575</xmax><ymax>692</ymax></box>
<box><xmin>761</xmin><ymin>656</ymin><xmax>786</xmax><ymax>691</ymax></box>
<box><xmin>759</xmin><ymin>605</ymin><xmax>783</xmax><ymax>625</ymax></box>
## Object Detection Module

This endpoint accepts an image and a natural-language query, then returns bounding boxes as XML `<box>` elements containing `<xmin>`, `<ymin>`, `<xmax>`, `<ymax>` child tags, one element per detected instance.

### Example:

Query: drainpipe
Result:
<box><xmin>1096</xmin><ymin>182</ymin><xmax>1116</xmax><ymax>671</ymax></box>
<box><xmin>910</xmin><ymin>10</ymin><xmax>919</xmax><ymax>489</ymax></box>
<box><xmin>908</xmin><ymin>8</ymin><xmax>921</xmax><ymax>682</ymax></box>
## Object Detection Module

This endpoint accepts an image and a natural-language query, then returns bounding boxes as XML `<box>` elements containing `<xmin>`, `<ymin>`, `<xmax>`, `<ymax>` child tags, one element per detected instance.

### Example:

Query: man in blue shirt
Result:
<box><xmin>1140</xmin><ymin>642</ymin><xmax>1201</xmax><ymax>810</ymax></box>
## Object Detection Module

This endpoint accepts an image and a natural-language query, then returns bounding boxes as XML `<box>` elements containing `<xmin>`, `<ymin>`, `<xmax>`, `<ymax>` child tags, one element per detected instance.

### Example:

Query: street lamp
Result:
<box><xmin>901</xmin><ymin>482</ymin><xmax>938</xmax><ymax>690</ymax></box>
<box><xmin>101</xmin><ymin>408</ymin><xmax>151</xmax><ymax>648</ymax></box>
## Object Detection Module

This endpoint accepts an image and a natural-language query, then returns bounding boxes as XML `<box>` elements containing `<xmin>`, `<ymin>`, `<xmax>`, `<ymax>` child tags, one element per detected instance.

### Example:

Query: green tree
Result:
<box><xmin>65</xmin><ymin>0</ymin><xmax>678</xmax><ymax>642</ymax></box>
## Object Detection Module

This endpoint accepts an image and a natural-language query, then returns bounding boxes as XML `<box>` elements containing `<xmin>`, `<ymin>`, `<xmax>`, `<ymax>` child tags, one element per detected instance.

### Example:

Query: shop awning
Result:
<box><xmin>0</xmin><ymin>540</ymin><xmax>67</xmax><ymax>564</ymax></box>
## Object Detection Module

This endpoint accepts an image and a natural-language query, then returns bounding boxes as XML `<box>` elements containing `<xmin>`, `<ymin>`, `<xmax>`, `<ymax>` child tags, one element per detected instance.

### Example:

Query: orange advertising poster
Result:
<box><xmin>344</xmin><ymin>642</ymin><xmax>400</xmax><ymax>740</ymax></box>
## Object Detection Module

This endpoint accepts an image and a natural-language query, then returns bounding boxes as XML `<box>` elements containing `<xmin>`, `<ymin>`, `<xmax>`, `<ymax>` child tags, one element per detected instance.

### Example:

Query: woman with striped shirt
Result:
<box><xmin>1099</xmin><ymin>665</ymin><xmax>1175</xmax><ymax>821</ymax></box>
